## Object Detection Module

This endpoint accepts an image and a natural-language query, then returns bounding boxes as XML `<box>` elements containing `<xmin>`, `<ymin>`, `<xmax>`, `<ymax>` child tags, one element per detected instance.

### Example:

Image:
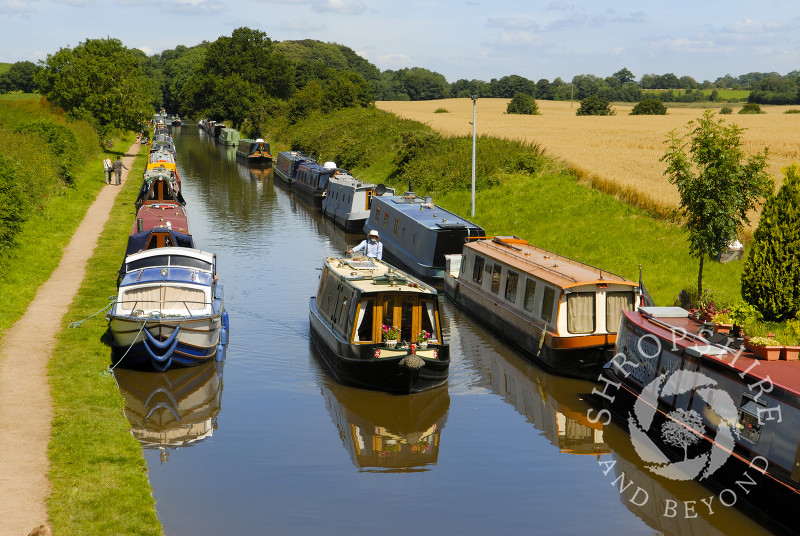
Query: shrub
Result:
<box><xmin>506</xmin><ymin>93</ymin><xmax>539</xmax><ymax>115</ymax></box>
<box><xmin>433</xmin><ymin>108</ymin><xmax>449</xmax><ymax>114</ymax></box>
<box><xmin>784</xmin><ymin>109</ymin><xmax>800</xmax><ymax>114</ymax></box>
<box><xmin>576</xmin><ymin>95</ymin><xmax>613</xmax><ymax>116</ymax></box>
<box><xmin>720</xmin><ymin>106</ymin><xmax>733</xmax><ymax>114</ymax></box>
<box><xmin>630</xmin><ymin>99</ymin><xmax>667</xmax><ymax>115</ymax></box>
<box><xmin>741</xmin><ymin>162</ymin><xmax>800</xmax><ymax>321</ymax></box>
<box><xmin>738</xmin><ymin>102</ymin><xmax>764</xmax><ymax>114</ymax></box>
<box><xmin>0</xmin><ymin>155</ymin><xmax>29</xmax><ymax>255</ymax></box>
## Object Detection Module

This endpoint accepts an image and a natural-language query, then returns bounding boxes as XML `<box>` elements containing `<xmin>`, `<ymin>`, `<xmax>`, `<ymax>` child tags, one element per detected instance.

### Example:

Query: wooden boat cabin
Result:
<box><xmin>602</xmin><ymin>307</ymin><xmax>800</xmax><ymax>534</ymax></box>
<box><xmin>236</xmin><ymin>138</ymin><xmax>272</xmax><ymax>165</ymax></box>
<box><xmin>362</xmin><ymin>193</ymin><xmax>485</xmax><ymax>280</ymax></box>
<box><xmin>309</xmin><ymin>257</ymin><xmax>450</xmax><ymax>394</ymax></box>
<box><xmin>273</xmin><ymin>150</ymin><xmax>315</xmax><ymax>188</ymax></box>
<box><xmin>444</xmin><ymin>236</ymin><xmax>638</xmax><ymax>379</ymax></box>
<box><xmin>219</xmin><ymin>127</ymin><xmax>240</xmax><ymax>146</ymax></box>
<box><xmin>322</xmin><ymin>175</ymin><xmax>395</xmax><ymax>233</ymax></box>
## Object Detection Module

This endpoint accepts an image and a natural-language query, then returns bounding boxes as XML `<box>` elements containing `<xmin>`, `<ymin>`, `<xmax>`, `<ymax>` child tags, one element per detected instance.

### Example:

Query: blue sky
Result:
<box><xmin>1</xmin><ymin>0</ymin><xmax>798</xmax><ymax>83</ymax></box>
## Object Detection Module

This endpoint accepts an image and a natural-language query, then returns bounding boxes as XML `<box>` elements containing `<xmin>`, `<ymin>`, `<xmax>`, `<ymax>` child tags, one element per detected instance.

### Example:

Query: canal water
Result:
<box><xmin>114</xmin><ymin>125</ymin><xmax>775</xmax><ymax>535</ymax></box>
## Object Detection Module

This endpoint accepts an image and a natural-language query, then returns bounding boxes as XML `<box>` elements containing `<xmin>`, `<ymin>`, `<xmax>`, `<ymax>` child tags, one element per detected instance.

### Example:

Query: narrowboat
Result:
<box><xmin>236</xmin><ymin>138</ymin><xmax>272</xmax><ymax>165</ymax></box>
<box><xmin>309</xmin><ymin>256</ymin><xmax>450</xmax><ymax>394</ymax></box>
<box><xmin>124</xmin><ymin>201</ymin><xmax>193</xmax><ymax>260</ymax></box>
<box><xmin>135</xmin><ymin>173</ymin><xmax>185</xmax><ymax>211</ymax></box>
<box><xmin>322</xmin><ymin>175</ymin><xmax>395</xmax><ymax>233</ymax></box>
<box><xmin>114</xmin><ymin>361</ymin><xmax>222</xmax><ymax>458</ymax></box>
<box><xmin>318</xmin><ymin>374</ymin><xmax>449</xmax><ymax>471</ymax></box>
<box><xmin>171</xmin><ymin>115</ymin><xmax>182</xmax><ymax>127</ymax></box>
<box><xmin>107</xmin><ymin>247</ymin><xmax>228</xmax><ymax>371</ymax></box>
<box><xmin>598</xmin><ymin>306</ymin><xmax>800</xmax><ymax>535</ymax></box>
<box><xmin>212</xmin><ymin>123</ymin><xmax>224</xmax><ymax>139</ymax></box>
<box><xmin>444</xmin><ymin>236</ymin><xmax>638</xmax><ymax>379</ymax></box>
<box><xmin>293</xmin><ymin>161</ymin><xmax>340</xmax><ymax>207</ymax></box>
<box><xmin>272</xmin><ymin>150</ymin><xmax>315</xmax><ymax>188</ymax></box>
<box><xmin>219</xmin><ymin>127</ymin><xmax>240</xmax><ymax>147</ymax></box>
<box><xmin>362</xmin><ymin>193</ymin><xmax>486</xmax><ymax>280</ymax></box>
<box><xmin>145</xmin><ymin>160</ymin><xmax>180</xmax><ymax>185</ymax></box>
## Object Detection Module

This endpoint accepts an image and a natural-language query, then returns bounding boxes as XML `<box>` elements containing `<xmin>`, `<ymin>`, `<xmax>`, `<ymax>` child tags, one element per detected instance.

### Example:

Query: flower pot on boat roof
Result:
<box><xmin>744</xmin><ymin>336</ymin><xmax>782</xmax><ymax>361</ymax></box>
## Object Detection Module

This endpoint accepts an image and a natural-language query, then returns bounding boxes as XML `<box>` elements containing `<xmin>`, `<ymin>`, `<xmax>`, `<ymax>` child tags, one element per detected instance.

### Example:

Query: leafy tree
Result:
<box><xmin>575</xmin><ymin>95</ymin><xmax>613</xmax><ymax>116</ymax></box>
<box><xmin>612</xmin><ymin>67</ymin><xmax>635</xmax><ymax>85</ymax></box>
<box><xmin>0</xmin><ymin>61</ymin><xmax>41</xmax><ymax>93</ymax></box>
<box><xmin>506</xmin><ymin>93</ymin><xmax>539</xmax><ymax>115</ymax></box>
<box><xmin>630</xmin><ymin>98</ymin><xmax>667</xmax><ymax>115</ymax></box>
<box><xmin>493</xmin><ymin>75</ymin><xmax>536</xmax><ymax>98</ymax></box>
<box><xmin>322</xmin><ymin>71</ymin><xmax>373</xmax><ymax>112</ymax></box>
<box><xmin>661</xmin><ymin>110</ymin><xmax>773</xmax><ymax>297</ymax></box>
<box><xmin>287</xmin><ymin>81</ymin><xmax>324</xmax><ymax>122</ymax></box>
<box><xmin>661</xmin><ymin>409</ymin><xmax>704</xmax><ymax>460</ymax></box>
<box><xmin>741</xmin><ymin>163</ymin><xmax>800</xmax><ymax>320</ymax></box>
<box><xmin>35</xmin><ymin>38</ymin><xmax>155</xmax><ymax>136</ymax></box>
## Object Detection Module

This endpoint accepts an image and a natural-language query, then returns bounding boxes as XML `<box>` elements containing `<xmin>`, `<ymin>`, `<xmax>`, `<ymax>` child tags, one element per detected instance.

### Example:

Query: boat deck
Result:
<box><xmin>325</xmin><ymin>257</ymin><xmax>438</xmax><ymax>295</ymax></box>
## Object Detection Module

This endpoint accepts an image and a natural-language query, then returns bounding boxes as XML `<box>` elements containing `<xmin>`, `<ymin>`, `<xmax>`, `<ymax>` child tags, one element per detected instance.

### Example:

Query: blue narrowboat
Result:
<box><xmin>273</xmin><ymin>150</ymin><xmax>316</xmax><ymax>188</ymax></box>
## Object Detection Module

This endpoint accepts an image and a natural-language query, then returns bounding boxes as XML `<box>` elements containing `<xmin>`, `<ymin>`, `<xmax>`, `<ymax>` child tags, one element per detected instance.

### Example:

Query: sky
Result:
<box><xmin>1</xmin><ymin>0</ymin><xmax>799</xmax><ymax>83</ymax></box>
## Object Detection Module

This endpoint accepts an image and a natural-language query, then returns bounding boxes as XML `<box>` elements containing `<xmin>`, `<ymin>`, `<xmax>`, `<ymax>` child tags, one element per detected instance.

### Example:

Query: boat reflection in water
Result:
<box><xmin>314</xmin><ymin>346</ymin><xmax>449</xmax><ymax>472</ymax></box>
<box><xmin>451</xmin><ymin>309</ymin><xmax>609</xmax><ymax>457</ymax></box>
<box><xmin>114</xmin><ymin>360</ymin><xmax>224</xmax><ymax>462</ymax></box>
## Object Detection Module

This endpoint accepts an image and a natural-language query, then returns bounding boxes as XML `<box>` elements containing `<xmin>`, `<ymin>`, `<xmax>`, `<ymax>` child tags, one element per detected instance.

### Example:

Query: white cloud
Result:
<box><xmin>722</xmin><ymin>18</ymin><xmax>786</xmax><ymax>34</ymax></box>
<box><xmin>486</xmin><ymin>17</ymin><xmax>538</xmax><ymax>30</ymax></box>
<box><xmin>316</xmin><ymin>0</ymin><xmax>366</xmax><ymax>14</ymax></box>
<box><xmin>0</xmin><ymin>0</ymin><xmax>36</xmax><ymax>15</ymax></box>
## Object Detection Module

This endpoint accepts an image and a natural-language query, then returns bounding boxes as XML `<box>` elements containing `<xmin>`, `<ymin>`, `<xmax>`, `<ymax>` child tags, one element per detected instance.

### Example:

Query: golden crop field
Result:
<box><xmin>376</xmin><ymin>98</ymin><xmax>800</xmax><ymax>219</ymax></box>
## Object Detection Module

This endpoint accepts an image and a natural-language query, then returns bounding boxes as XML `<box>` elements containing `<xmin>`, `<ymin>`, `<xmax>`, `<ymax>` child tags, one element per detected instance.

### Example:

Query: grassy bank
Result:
<box><xmin>47</xmin><ymin>144</ymin><xmax>162</xmax><ymax>535</ymax></box>
<box><xmin>265</xmin><ymin>106</ymin><xmax>744</xmax><ymax>308</ymax></box>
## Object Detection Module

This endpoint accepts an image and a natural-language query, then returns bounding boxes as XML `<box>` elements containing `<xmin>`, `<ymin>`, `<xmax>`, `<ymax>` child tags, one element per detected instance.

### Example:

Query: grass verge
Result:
<box><xmin>47</xmin><ymin>144</ymin><xmax>163</xmax><ymax>535</ymax></box>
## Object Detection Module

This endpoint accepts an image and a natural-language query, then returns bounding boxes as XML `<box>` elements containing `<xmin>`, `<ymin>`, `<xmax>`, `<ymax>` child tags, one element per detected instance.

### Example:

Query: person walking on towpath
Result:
<box><xmin>103</xmin><ymin>155</ymin><xmax>112</xmax><ymax>184</ymax></box>
<box><xmin>111</xmin><ymin>155</ymin><xmax>128</xmax><ymax>185</ymax></box>
<box><xmin>349</xmin><ymin>229</ymin><xmax>383</xmax><ymax>260</ymax></box>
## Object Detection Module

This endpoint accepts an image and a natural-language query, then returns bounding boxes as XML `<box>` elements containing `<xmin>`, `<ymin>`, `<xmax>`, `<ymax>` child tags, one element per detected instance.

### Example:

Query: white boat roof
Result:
<box><xmin>324</xmin><ymin>257</ymin><xmax>438</xmax><ymax>295</ymax></box>
<box><xmin>465</xmin><ymin>237</ymin><xmax>636</xmax><ymax>289</ymax></box>
<box><xmin>125</xmin><ymin>247</ymin><xmax>214</xmax><ymax>265</ymax></box>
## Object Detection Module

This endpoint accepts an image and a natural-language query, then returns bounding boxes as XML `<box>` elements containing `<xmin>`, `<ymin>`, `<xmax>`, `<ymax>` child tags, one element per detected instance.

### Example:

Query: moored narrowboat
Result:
<box><xmin>293</xmin><ymin>161</ymin><xmax>341</xmax><ymax>207</ymax></box>
<box><xmin>124</xmin><ymin>202</ymin><xmax>193</xmax><ymax>260</ymax></box>
<box><xmin>136</xmin><ymin>172</ymin><xmax>185</xmax><ymax>210</ymax></box>
<box><xmin>236</xmin><ymin>138</ymin><xmax>272</xmax><ymax>165</ymax></box>
<box><xmin>599</xmin><ymin>306</ymin><xmax>800</xmax><ymax>535</ymax></box>
<box><xmin>309</xmin><ymin>257</ymin><xmax>450</xmax><ymax>394</ymax></box>
<box><xmin>444</xmin><ymin>236</ymin><xmax>638</xmax><ymax>379</ymax></box>
<box><xmin>272</xmin><ymin>150</ymin><xmax>315</xmax><ymax>188</ymax></box>
<box><xmin>322</xmin><ymin>175</ymin><xmax>395</xmax><ymax>233</ymax></box>
<box><xmin>362</xmin><ymin>193</ymin><xmax>485</xmax><ymax>280</ymax></box>
<box><xmin>219</xmin><ymin>127</ymin><xmax>240</xmax><ymax>146</ymax></box>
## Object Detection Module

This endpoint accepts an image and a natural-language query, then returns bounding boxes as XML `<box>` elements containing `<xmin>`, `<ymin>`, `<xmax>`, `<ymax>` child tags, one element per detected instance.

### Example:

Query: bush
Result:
<box><xmin>720</xmin><ymin>106</ymin><xmax>733</xmax><ymax>114</ymax></box>
<box><xmin>433</xmin><ymin>108</ymin><xmax>449</xmax><ymax>114</ymax></box>
<box><xmin>784</xmin><ymin>109</ymin><xmax>800</xmax><ymax>114</ymax></box>
<box><xmin>506</xmin><ymin>93</ymin><xmax>539</xmax><ymax>115</ymax></box>
<box><xmin>738</xmin><ymin>102</ymin><xmax>764</xmax><ymax>114</ymax></box>
<box><xmin>741</xmin><ymin>163</ymin><xmax>800</xmax><ymax>321</ymax></box>
<box><xmin>576</xmin><ymin>95</ymin><xmax>613</xmax><ymax>116</ymax></box>
<box><xmin>630</xmin><ymin>99</ymin><xmax>666</xmax><ymax>115</ymax></box>
<box><xmin>0</xmin><ymin>155</ymin><xmax>29</xmax><ymax>255</ymax></box>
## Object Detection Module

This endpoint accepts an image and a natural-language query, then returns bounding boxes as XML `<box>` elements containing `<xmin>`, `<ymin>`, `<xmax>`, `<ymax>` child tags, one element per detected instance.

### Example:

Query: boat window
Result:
<box><xmin>374</xmin><ymin>207</ymin><xmax>380</xmax><ymax>222</ymax></box>
<box><xmin>354</xmin><ymin>299</ymin><xmax>374</xmax><ymax>343</ymax></box>
<box><xmin>505</xmin><ymin>271</ymin><xmax>519</xmax><ymax>303</ymax></box>
<box><xmin>567</xmin><ymin>292</ymin><xmax>596</xmax><ymax>334</ymax></box>
<box><xmin>400</xmin><ymin>295</ymin><xmax>414</xmax><ymax>342</ymax></box>
<box><xmin>163</xmin><ymin>286</ymin><xmax>207</xmax><ymax>311</ymax></box>
<box><xmin>383</xmin><ymin>211</ymin><xmax>390</xmax><ymax>229</ymax></box>
<box><xmin>472</xmin><ymin>256</ymin><xmax>484</xmax><ymax>284</ymax></box>
<box><xmin>490</xmin><ymin>264</ymin><xmax>502</xmax><ymax>294</ymax></box>
<box><xmin>541</xmin><ymin>286</ymin><xmax>556</xmax><ymax>324</ymax></box>
<box><xmin>523</xmin><ymin>279</ymin><xmax>537</xmax><ymax>312</ymax></box>
<box><xmin>393</xmin><ymin>218</ymin><xmax>399</xmax><ymax>235</ymax></box>
<box><xmin>128</xmin><ymin>255</ymin><xmax>170</xmax><ymax>271</ymax></box>
<box><xmin>606</xmin><ymin>291</ymin><xmax>635</xmax><ymax>333</ymax></box>
<box><xmin>334</xmin><ymin>295</ymin><xmax>350</xmax><ymax>333</ymax></box>
<box><xmin>381</xmin><ymin>295</ymin><xmax>395</xmax><ymax>328</ymax></box>
<box><xmin>422</xmin><ymin>300</ymin><xmax>439</xmax><ymax>342</ymax></box>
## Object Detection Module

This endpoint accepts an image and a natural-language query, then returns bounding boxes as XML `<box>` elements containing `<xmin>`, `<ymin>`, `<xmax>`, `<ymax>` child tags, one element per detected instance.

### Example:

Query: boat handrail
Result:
<box><xmin>639</xmin><ymin>310</ymin><xmax>739</xmax><ymax>356</ymax></box>
<box><xmin>475</xmin><ymin>240</ymin><xmax>579</xmax><ymax>283</ymax></box>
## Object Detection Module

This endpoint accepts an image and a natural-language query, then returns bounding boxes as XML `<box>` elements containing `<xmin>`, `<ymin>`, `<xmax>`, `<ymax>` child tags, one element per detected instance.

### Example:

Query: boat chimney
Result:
<box><xmin>137</xmin><ymin>218</ymin><xmax>144</xmax><ymax>233</ymax></box>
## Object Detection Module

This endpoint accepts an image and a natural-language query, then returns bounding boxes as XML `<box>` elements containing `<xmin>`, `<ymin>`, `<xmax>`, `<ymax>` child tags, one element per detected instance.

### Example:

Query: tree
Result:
<box><xmin>630</xmin><ymin>98</ymin><xmax>667</xmax><ymax>115</ymax></box>
<box><xmin>741</xmin><ymin>163</ymin><xmax>800</xmax><ymax>321</ymax></box>
<box><xmin>612</xmin><ymin>67</ymin><xmax>635</xmax><ymax>86</ymax></box>
<box><xmin>661</xmin><ymin>409</ymin><xmax>704</xmax><ymax>461</ymax></box>
<box><xmin>661</xmin><ymin>110</ymin><xmax>773</xmax><ymax>297</ymax></box>
<box><xmin>322</xmin><ymin>71</ymin><xmax>373</xmax><ymax>112</ymax></box>
<box><xmin>0</xmin><ymin>61</ymin><xmax>41</xmax><ymax>93</ymax></box>
<box><xmin>575</xmin><ymin>95</ymin><xmax>613</xmax><ymax>116</ymax></box>
<box><xmin>506</xmin><ymin>93</ymin><xmax>539</xmax><ymax>115</ymax></box>
<box><xmin>35</xmin><ymin>38</ymin><xmax>155</xmax><ymax>136</ymax></box>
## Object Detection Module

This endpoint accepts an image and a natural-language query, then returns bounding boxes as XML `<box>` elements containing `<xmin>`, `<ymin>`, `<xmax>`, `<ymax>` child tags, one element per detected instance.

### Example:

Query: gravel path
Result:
<box><xmin>0</xmin><ymin>144</ymin><xmax>138</xmax><ymax>535</ymax></box>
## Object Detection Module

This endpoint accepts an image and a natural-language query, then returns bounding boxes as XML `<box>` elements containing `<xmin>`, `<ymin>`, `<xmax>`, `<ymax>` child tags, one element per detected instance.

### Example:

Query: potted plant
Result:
<box><xmin>712</xmin><ymin>310</ymin><xmax>733</xmax><ymax>334</ymax></box>
<box><xmin>382</xmin><ymin>324</ymin><xmax>400</xmax><ymax>348</ymax></box>
<box><xmin>744</xmin><ymin>336</ymin><xmax>782</xmax><ymax>361</ymax></box>
<box><xmin>416</xmin><ymin>330</ymin><xmax>431</xmax><ymax>349</ymax></box>
<box><xmin>780</xmin><ymin>317</ymin><xmax>800</xmax><ymax>361</ymax></box>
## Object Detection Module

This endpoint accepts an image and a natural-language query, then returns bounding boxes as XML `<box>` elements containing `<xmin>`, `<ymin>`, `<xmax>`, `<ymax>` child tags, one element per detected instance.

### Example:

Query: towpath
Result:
<box><xmin>0</xmin><ymin>143</ymin><xmax>138</xmax><ymax>535</ymax></box>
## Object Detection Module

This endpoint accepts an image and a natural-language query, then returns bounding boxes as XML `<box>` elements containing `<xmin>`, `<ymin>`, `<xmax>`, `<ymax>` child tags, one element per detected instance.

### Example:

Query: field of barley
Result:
<box><xmin>376</xmin><ymin>98</ymin><xmax>800</xmax><ymax>220</ymax></box>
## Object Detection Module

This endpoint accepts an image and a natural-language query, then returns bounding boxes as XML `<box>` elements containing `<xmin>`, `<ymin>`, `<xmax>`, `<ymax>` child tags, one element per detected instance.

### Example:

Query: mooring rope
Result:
<box><xmin>67</xmin><ymin>298</ymin><xmax>116</xmax><ymax>329</ymax></box>
<box><xmin>103</xmin><ymin>319</ymin><xmax>148</xmax><ymax>376</ymax></box>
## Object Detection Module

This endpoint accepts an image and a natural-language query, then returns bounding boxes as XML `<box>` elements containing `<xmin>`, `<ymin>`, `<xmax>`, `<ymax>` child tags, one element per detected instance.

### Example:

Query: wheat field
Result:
<box><xmin>376</xmin><ymin>98</ymin><xmax>800</xmax><ymax>216</ymax></box>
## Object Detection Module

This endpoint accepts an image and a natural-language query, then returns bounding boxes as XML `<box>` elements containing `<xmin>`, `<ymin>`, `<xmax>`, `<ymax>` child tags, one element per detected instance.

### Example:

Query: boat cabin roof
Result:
<box><xmin>324</xmin><ymin>257</ymin><xmax>438</xmax><ymax>296</ymax></box>
<box><xmin>465</xmin><ymin>236</ymin><xmax>636</xmax><ymax>290</ymax></box>
<box><xmin>119</xmin><ymin>265</ymin><xmax>214</xmax><ymax>288</ymax></box>
<box><xmin>131</xmin><ymin>203</ymin><xmax>189</xmax><ymax>235</ymax></box>
<box><xmin>373</xmin><ymin>195</ymin><xmax>484</xmax><ymax>232</ymax></box>
<box><xmin>124</xmin><ymin>247</ymin><xmax>214</xmax><ymax>272</ymax></box>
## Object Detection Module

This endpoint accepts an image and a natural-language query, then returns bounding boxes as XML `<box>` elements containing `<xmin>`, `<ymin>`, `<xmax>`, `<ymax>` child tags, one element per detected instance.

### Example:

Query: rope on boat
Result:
<box><xmin>102</xmin><ymin>319</ymin><xmax>148</xmax><ymax>376</ymax></box>
<box><xmin>68</xmin><ymin>298</ymin><xmax>116</xmax><ymax>329</ymax></box>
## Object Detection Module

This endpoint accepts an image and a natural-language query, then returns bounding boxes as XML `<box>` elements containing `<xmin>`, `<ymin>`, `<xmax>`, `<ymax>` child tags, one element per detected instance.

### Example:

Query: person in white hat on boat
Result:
<box><xmin>349</xmin><ymin>230</ymin><xmax>383</xmax><ymax>260</ymax></box>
